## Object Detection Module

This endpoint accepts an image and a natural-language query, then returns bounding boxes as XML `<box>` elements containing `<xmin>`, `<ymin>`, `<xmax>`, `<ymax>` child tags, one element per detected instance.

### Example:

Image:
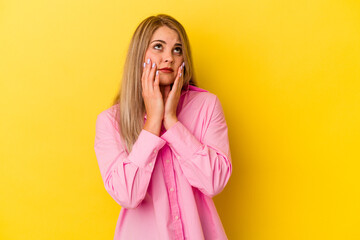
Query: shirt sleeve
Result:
<box><xmin>160</xmin><ymin>95</ymin><xmax>232</xmax><ymax>198</ymax></box>
<box><xmin>94</xmin><ymin>110</ymin><xmax>166</xmax><ymax>209</ymax></box>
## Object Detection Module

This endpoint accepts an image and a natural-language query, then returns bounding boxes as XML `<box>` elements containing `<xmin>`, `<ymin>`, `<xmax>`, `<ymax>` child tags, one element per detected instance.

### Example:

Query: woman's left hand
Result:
<box><xmin>163</xmin><ymin>62</ymin><xmax>185</xmax><ymax>130</ymax></box>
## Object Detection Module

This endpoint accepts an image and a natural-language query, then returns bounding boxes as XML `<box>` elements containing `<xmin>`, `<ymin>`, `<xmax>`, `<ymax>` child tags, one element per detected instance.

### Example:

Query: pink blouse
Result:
<box><xmin>94</xmin><ymin>85</ymin><xmax>232</xmax><ymax>239</ymax></box>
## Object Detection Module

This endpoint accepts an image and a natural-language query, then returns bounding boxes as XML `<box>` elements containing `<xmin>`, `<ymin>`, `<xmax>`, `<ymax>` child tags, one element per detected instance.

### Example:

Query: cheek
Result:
<box><xmin>144</xmin><ymin>51</ymin><xmax>156</xmax><ymax>62</ymax></box>
<box><xmin>174</xmin><ymin>59</ymin><xmax>183</xmax><ymax>70</ymax></box>
<box><xmin>176</xmin><ymin>56</ymin><xmax>184</xmax><ymax>65</ymax></box>
<box><xmin>143</xmin><ymin>49</ymin><xmax>150</xmax><ymax>61</ymax></box>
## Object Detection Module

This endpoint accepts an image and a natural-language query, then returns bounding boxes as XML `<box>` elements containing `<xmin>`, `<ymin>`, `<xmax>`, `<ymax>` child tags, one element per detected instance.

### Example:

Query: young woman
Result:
<box><xmin>94</xmin><ymin>14</ymin><xmax>232</xmax><ymax>240</ymax></box>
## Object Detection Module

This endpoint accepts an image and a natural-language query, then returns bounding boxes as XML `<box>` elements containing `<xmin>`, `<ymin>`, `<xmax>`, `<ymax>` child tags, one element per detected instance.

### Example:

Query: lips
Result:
<box><xmin>159</xmin><ymin>67</ymin><xmax>174</xmax><ymax>72</ymax></box>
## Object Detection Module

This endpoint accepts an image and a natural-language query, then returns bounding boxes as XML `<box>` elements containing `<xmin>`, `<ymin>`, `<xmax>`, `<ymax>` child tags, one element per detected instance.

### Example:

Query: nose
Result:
<box><xmin>163</xmin><ymin>51</ymin><xmax>174</xmax><ymax>63</ymax></box>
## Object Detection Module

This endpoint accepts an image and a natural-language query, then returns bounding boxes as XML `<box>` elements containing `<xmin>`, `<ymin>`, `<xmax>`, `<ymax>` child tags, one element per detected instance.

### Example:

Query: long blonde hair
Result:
<box><xmin>112</xmin><ymin>14</ymin><xmax>197</xmax><ymax>152</ymax></box>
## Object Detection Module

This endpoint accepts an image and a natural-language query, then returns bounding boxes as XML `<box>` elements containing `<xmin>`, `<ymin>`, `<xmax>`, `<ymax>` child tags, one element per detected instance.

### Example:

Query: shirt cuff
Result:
<box><xmin>128</xmin><ymin>129</ymin><xmax>167</xmax><ymax>168</ymax></box>
<box><xmin>160</xmin><ymin>121</ymin><xmax>202</xmax><ymax>161</ymax></box>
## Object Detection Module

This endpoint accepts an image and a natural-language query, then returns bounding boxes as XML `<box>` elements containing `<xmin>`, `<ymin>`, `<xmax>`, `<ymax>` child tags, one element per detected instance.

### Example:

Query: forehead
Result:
<box><xmin>151</xmin><ymin>26</ymin><xmax>180</xmax><ymax>43</ymax></box>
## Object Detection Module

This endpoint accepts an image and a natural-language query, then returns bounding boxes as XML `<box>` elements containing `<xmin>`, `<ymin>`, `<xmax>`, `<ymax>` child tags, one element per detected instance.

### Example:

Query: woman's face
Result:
<box><xmin>144</xmin><ymin>26</ymin><xmax>184</xmax><ymax>86</ymax></box>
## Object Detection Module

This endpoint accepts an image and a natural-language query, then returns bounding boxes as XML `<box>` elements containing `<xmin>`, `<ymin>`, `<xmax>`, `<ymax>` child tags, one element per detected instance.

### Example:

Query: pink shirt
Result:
<box><xmin>94</xmin><ymin>85</ymin><xmax>232</xmax><ymax>240</ymax></box>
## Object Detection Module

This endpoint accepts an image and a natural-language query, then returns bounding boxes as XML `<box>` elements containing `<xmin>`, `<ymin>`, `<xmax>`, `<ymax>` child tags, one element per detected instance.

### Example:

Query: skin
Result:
<box><xmin>141</xmin><ymin>26</ymin><xmax>185</xmax><ymax>136</ymax></box>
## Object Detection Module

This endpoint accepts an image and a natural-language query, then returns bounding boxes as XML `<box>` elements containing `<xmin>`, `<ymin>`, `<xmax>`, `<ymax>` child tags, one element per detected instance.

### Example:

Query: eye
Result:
<box><xmin>174</xmin><ymin>47</ymin><xmax>182</xmax><ymax>54</ymax></box>
<box><xmin>153</xmin><ymin>44</ymin><xmax>162</xmax><ymax>50</ymax></box>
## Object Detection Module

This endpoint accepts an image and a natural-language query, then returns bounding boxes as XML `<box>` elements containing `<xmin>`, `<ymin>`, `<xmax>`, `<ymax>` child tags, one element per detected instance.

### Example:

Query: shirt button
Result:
<box><xmin>153</xmin><ymin>149</ymin><xmax>157</xmax><ymax>154</ymax></box>
<box><xmin>176</xmin><ymin>155</ymin><xmax>180</xmax><ymax>160</ymax></box>
<box><xmin>170</xmin><ymin>187</ymin><xmax>174</xmax><ymax>192</ymax></box>
<box><xmin>166</xmin><ymin>159</ymin><xmax>170</xmax><ymax>163</ymax></box>
<box><xmin>149</xmin><ymin>162</ymin><xmax>153</xmax><ymax>167</ymax></box>
<box><xmin>175</xmin><ymin>216</ymin><xmax>179</xmax><ymax>220</ymax></box>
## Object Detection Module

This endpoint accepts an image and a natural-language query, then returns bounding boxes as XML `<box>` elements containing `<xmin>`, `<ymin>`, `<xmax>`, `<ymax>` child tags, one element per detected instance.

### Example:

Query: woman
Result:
<box><xmin>94</xmin><ymin>14</ymin><xmax>232</xmax><ymax>240</ymax></box>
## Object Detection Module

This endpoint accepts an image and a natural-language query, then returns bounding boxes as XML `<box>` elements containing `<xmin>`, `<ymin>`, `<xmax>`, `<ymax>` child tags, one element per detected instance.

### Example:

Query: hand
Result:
<box><xmin>163</xmin><ymin>62</ymin><xmax>185</xmax><ymax>130</ymax></box>
<box><xmin>141</xmin><ymin>58</ymin><xmax>163</xmax><ymax>136</ymax></box>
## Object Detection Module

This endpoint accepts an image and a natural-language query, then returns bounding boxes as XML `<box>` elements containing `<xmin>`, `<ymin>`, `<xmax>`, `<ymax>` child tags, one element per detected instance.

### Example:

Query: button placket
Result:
<box><xmin>162</xmin><ymin>146</ymin><xmax>184</xmax><ymax>238</ymax></box>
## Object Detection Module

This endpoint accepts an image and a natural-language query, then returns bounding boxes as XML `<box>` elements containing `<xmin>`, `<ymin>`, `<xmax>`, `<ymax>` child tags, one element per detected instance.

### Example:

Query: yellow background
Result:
<box><xmin>1</xmin><ymin>0</ymin><xmax>359</xmax><ymax>239</ymax></box>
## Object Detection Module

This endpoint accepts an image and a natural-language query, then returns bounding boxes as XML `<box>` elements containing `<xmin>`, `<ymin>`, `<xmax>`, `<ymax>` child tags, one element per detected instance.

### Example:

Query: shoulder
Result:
<box><xmin>95</xmin><ymin>104</ymin><xmax>119</xmax><ymax>130</ymax></box>
<box><xmin>186</xmin><ymin>85</ymin><xmax>219</xmax><ymax>107</ymax></box>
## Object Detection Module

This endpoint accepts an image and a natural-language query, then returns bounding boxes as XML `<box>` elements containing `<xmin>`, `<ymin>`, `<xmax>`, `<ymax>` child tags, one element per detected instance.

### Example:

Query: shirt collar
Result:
<box><xmin>182</xmin><ymin>83</ymin><xmax>190</xmax><ymax>95</ymax></box>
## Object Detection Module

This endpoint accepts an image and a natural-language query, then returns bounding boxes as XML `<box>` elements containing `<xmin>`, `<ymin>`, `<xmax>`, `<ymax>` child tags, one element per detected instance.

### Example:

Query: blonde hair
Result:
<box><xmin>112</xmin><ymin>14</ymin><xmax>197</xmax><ymax>152</ymax></box>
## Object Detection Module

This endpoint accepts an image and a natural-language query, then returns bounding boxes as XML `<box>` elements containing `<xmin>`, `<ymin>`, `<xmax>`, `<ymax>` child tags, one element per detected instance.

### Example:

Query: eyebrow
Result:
<box><xmin>151</xmin><ymin>40</ymin><xmax>182</xmax><ymax>46</ymax></box>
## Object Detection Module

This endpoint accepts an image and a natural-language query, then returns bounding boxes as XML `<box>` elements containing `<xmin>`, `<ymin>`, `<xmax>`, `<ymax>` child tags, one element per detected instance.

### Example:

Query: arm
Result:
<box><xmin>94</xmin><ymin>110</ymin><xmax>166</xmax><ymax>209</ymax></box>
<box><xmin>161</xmin><ymin>95</ymin><xmax>232</xmax><ymax>198</ymax></box>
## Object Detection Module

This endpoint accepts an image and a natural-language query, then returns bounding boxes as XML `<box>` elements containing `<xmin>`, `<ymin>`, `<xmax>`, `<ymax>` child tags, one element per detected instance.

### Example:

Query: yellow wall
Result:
<box><xmin>1</xmin><ymin>0</ymin><xmax>359</xmax><ymax>239</ymax></box>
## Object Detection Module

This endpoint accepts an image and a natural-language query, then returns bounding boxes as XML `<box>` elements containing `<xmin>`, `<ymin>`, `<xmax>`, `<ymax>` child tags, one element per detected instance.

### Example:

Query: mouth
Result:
<box><xmin>159</xmin><ymin>68</ymin><xmax>174</xmax><ymax>73</ymax></box>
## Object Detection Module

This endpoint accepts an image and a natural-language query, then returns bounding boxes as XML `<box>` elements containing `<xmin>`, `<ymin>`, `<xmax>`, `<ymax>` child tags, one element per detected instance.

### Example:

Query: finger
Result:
<box><xmin>154</xmin><ymin>68</ymin><xmax>160</xmax><ymax>93</ymax></box>
<box><xmin>170</xmin><ymin>64</ymin><xmax>182</xmax><ymax>94</ymax></box>
<box><xmin>141</xmin><ymin>61</ymin><xmax>147</xmax><ymax>92</ymax></box>
<box><xmin>171</xmin><ymin>75</ymin><xmax>179</xmax><ymax>95</ymax></box>
<box><xmin>179</xmin><ymin>65</ymin><xmax>184</xmax><ymax>92</ymax></box>
<box><xmin>148</xmin><ymin>60</ymin><xmax>156</xmax><ymax>92</ymax></box>
<box><xmin>145</xmin><ymin>58</ymin><xmax>153</xmax><ymax>92</ymax></box>
<box><xmin>143</xmin><ymin>59</ymin><xmax>149</xmax><ymax>93</ymax></box>
<box><xmin>143</xmin><ymin>58</ymin><xmax>151</xmax><ymax>89</ymax></box>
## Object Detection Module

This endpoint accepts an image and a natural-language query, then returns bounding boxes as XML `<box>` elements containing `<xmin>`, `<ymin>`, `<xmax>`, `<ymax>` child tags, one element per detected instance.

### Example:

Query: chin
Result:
<box><xmin>159</xmin><ymin>77</ymin><xmax>175</xmax><ymax>86</ymax></box>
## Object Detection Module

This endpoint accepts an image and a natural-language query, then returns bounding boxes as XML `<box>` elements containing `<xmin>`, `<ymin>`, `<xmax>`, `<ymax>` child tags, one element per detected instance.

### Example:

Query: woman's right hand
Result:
<box><xmin>141</xmin><ymin>58</ymin><xmax>163</xmax><ymax>136</ymax></box>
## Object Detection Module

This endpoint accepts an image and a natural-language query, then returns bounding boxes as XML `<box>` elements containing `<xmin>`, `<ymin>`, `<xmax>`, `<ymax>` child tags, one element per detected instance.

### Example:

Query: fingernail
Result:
<box><xmin>180</xmin><ymin>72</ymin><xmax>182</xmax><ymax>77</ymax></box>
<box><xmin>147</xmin><ymin>58</ymin><xmax>150</xmax><ymax>64</ymax></box>
<box><xmin>143</xmin><ymin>62</ymin><xmax>146</xmax><ymax>68</ymax></box>
<box><xmin>152</xmin><ymin>62</ymin><xmax>155</xmax><ymax>68</ymax></box>
<box><xmin>182</xmin><ymin>62</ymin><xmax>185</xmax><ymax>67</ymax></box>
<box><xmin>156</xmin><ymin>70</ymin><xmax>159</xmax><ymax>75</ymax></box>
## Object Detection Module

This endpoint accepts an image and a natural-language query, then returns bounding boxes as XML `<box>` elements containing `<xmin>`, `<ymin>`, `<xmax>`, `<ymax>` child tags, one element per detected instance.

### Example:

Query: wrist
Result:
<box><xmin>144</xmin><ymin>118</ymin><xmax>162</xmax><ymax>136</ymax></box>
<box><xmin>164</xmin><ymin>116</ymin><xmax>178</xmax><ymax>130</ymax></box>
